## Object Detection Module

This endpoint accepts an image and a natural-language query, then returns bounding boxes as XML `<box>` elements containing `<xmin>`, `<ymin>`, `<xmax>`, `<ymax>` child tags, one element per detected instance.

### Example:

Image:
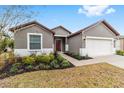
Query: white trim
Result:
<box><xmin>27</xmin><ymin>33</ymin><xmax>43</xmax><ymax>51</ymax></box>
<box><xmin>65</xmin><ymin>44</ymin><xmax>69</xmax><ymax>51</ymax></box>
<box><xmin>80</xmin><ymin>48</ymin><xmax>87</xmax><ymax>56</ymax></box>
<box><xmin>55</xmin><ymin>39</ymin><xmax>62</xmax><ymax>52</ymax></box>
<box><xmin>85</xmin><ymin>37</ymin><xmax>115</xmax><ymax>57</ymax></box>
<box><xmin>54</xmin><ymin>35</ymin><xmax>67</xmax><ymax>37</ymax></box>
<box><xmin>86</xmin><ymin>36</ymin><xmax>114</xmax><ymax>40</ymax></box>
<box><xmin>14</xmin><ymin>48</ymin><xmax>53</xmax><ymax>57</ymax></box>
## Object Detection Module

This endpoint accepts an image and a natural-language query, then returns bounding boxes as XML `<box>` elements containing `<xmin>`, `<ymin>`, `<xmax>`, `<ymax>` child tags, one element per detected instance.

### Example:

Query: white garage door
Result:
<box><xmin>86</xmin><ymin>38</ymin><xmax>113</xmax><ymax>57</ymax></box>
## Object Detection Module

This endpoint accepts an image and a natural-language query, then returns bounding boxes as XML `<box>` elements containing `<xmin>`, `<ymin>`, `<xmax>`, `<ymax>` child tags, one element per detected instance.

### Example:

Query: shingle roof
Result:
<box><xmin>68</xmin><ymin>20</ymin><xmax>120</xmax><ymax>38</ymax></box>
<box><xmin>9</xmin><ymin>21</ymin><xmax>55</xmax><ymax>34</ymax></box>
<box><xmin>51</xmin><ymin>25</ymin><xmax>71</xmax><ymax>34</ymax></box>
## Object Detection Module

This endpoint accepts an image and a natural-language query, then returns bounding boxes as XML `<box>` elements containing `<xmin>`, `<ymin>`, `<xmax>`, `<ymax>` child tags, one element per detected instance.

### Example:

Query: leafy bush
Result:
<box><xmin>22</xmin><ymin>56</ymin><xmax>35</xmax><ymax>65</ymax></box>
<box><xmin>34</xmin><ymin>63</ymin><xmax>52</xmax><ymax>70</ymax></box>
<box><xmin>38</xmin><ymin>63</ymin><xmax>46</xmax><ymax>69</ymax></box>
<box><xmin>10</xmin><ymin>63</ymin><xmax>22</xmax><ymax>74</ymax></box>
<box><xmin>116</xmin><ymin>50</ymin><xmax>124</xmax><ymax>56</ymax></box>
<box><xmin>49</xmin><ymin>53</ymin><xmax>55</xmax><ymax>61</ymax></box>
<box><xmin>35</xmin><ymin>55</ymin><xmax>43</xmax><ymax>63</ymax></box>
<box><xmin>0</xmin><ymin>53</ymin><xmax>73</xmax><ymax>79</ymax></box>
<box><xmin>61</xmin><ymin>59</ymin><xmax>70</xmax><ymax>68</ymax></box>
<box><xmin>74</xmin><ymin>54</ymin><xmax>82</xmax><ymax>60</ymax></box>
<box><xmin>44</xmin><ymin>64</ymin><xmax>51</xmax><ymax>69</ymax></box>
<box><xmin>30</xmin><ymin>53</ymin><xmax>36</xmax><ymax>58</ymax></box>
<box><xmin>40</xmin><ymin>55</ymin><xmax>51</xmax><ymax>64</ymax></box>
<box><xmin>35</xmin><ymin>55</ymin><xmax>50</xmax><ymax>63</ymax></box>
<box><xmin>0</xmin><ymin>73</ymin><xmax>9</xmax><ymax>79</ymax></box>
<box><xmin>50</xmin><ymin>59</ymin><xmax>60</xmax><ymax>69</ymax></box>
<box><xmin>57</xmin><ymin>54</ymin><xmax>64</xmax><ymax>62</ymax></box>
<box><xmin>25</xmin><ymin>65</ymin><xmax>33</xmax><ymax>71</ymax></box>
<box><xmin>34</xmin><ymin>63</ymin><xmax>45</xmax><ymax>70</ymax></box>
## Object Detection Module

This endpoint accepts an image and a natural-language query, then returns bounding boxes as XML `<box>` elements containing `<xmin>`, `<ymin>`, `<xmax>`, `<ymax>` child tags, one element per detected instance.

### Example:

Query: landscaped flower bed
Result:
<box><xmin>116</xmin><ymin>50</ymin><xmax>124</xmax><ymax>56</ymax></box>
<box><xmin>0</xmin><ymin>52</ymin><xmax>73</xmax><ymax>79</ymax></box>
<box><xmin>64</xmin><ymin>52</ymin><xmax>92</xmax><ymax>60</ymax></box>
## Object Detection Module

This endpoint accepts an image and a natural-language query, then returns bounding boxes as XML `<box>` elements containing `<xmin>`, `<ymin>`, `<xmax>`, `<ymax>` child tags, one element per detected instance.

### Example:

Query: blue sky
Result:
<box><xmin>15</xmin><ymin>5</ymin><xmax>124</xmax><ymax>35</ymax></box>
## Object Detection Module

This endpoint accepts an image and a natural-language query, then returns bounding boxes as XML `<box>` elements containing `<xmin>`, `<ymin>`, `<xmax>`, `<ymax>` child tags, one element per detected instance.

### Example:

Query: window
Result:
<box><xmin>28</xmin><ymin>33</ymin><xmax>42</xmax><ymax>50</ymax></box>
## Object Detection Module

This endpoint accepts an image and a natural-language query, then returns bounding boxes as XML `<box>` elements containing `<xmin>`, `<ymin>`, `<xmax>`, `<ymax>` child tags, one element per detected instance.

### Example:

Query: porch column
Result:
<box><xmin>65</xmin><ymin>37</ymin><xmax>69</xmax><ymax>52</ymax></box>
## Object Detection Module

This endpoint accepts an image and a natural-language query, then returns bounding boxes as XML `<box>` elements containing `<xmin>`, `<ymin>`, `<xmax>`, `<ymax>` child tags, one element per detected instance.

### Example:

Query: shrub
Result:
<box><xmin>22</xmin><ymin>56</ymin><xmax>35</xmax><ymax>65</ymax></box>
<box><xmin>40</xmin><ymin>55</ymin><xmax>51</xmax><ymax>64</ymax></box>
<box><xmin>116</xmin><ymin>50</ymin><xmax>124</xmax><ymax>56</ymax></box>
<box><xmin>9</xmin><ymin>63</ymin><xmax>22</xmax><ymax>74</ymax></box>
<box><xmin>74</xmin><ymin>54</ymin><xmax>82</xmax><ymax>60</ymax></box>
<box><xmin>49</xmin><ymin>53</ymin><xmax>55</xmax><ymax>61</ymax></box>
<box><xmin>12</xmin><ymin>63</ymin><xmax>22</xmax><ymax>68</ymax></box>
<box><xmin>50</xmin><ymin>59</ymin><xmax>60</xmax><ymax>69</ymax></box>
<box><xmin>10</xmin><ymin>67</ymin><xmax>18</xmax><ymax>74</ymax></box>
<box><xmin>57</xmin><ymin>54</ymin><xmax>64</xmax><ymax>62</ymax></box>
<box><xmin>0</xmin><ymin>73</ymin><xmax>9</xmax><ymax>79</ymax></box>
<box><xmin>35</xmin><ymin>55</ymin><xmax>51</xmax><ymax>64</ymax></box>
<box><xmin>17</xmin><ymin>69</ymin><xmax>24</xmax><ymax>74</ymax></box>
<box><xmin>44</xmin><ymin>64</ymin><xmax>51</xmax><ymax>69</ymax></box>
<box><xmin>38</xmin><ymin>63</ymin><xmax>46</xmax><ymax>70</ymax></box>
<box><xmin>61</xmin><ymin>59</ymin><xmax>70</xmax><ymax>68</ymax></box>
<box><xmin>35</xmin><ymin>55</ymin><xmax>43</xmax><ymax>63</ymax></box>
<box><xmin>30</xmin><ymin>53</ymin><xmax>36</xmax><ymax>58</ymax></box>
<box><xmin>34</xmin><ymin>63</ymin><xmax>51</xmax><ymax>70</ymax></box>
<box><xmin>25</xmin><ymin>65</ymin><xmax>33</xmax><ymax>71</ymax></box>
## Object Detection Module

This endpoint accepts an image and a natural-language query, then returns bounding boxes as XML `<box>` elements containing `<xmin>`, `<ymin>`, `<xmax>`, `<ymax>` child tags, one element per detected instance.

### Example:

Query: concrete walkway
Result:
<box><xmin>61</xmin><ymin>53</ymin><xmax>124</xmax><ymax>69</ymax></box>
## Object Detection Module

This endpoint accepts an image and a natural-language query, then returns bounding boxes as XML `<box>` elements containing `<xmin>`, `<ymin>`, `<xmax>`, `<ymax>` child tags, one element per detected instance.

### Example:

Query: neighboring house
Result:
<box><xmin>9</xmin><ymin>20</ymin><xmax>120</xmax><ymax>57</ymax></box>
<box><xmin>118</xmin><ymin>35</ymin><xmax>124</xmax><ymax>51</ymax></box>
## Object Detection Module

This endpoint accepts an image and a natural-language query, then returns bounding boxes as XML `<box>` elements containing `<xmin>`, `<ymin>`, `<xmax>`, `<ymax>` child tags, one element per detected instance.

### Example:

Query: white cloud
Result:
<box><xmin>105</xmin><ymin>8</ymin><xmax>116</xmax><ymax>14</ymax></box>
<box><xmin>78</xmin><ymin>5</ymin><xmax>115</xmax><ymax>16</ymax></box>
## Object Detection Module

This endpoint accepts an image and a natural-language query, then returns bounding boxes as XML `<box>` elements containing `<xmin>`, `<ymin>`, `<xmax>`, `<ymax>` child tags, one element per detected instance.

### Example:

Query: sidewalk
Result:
<box><xmin>61</xmin><ymin>53</ymin><xmax>124</xmax><ymax>69</ymax></box>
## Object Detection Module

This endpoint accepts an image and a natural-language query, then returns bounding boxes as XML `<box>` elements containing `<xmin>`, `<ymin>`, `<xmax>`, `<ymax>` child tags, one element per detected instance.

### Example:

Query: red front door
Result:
<box><xmin>56</xmin><ymin>40</ymin><xmax>61</xmax><ymax>51</ymax></box>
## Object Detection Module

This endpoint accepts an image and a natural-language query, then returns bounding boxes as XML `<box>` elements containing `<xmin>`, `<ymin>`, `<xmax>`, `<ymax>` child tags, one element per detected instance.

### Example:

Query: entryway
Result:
<box><xmin>55</xmin><ymin>36</ymin><xmax>67</xmax><ymax>52</ymax></box>
<box><xmin>55</xmin><ymin>39</ymin><xmax>62</xmax><ymax>51</ymax></box>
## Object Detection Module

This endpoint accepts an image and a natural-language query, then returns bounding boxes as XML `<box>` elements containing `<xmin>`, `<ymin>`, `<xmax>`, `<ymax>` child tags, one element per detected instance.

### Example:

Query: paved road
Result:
<box><xmin>61</xmin><ymin>53</ymin><xmax>124</xmax><ymax>69</ymax></box>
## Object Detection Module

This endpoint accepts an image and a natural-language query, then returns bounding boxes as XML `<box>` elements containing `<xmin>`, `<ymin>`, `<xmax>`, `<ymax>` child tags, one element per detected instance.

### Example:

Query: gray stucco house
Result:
<box><xmin>9</xmin><ymin>20</ymin><xmax>120</xmax><ymax>57</ymax></box>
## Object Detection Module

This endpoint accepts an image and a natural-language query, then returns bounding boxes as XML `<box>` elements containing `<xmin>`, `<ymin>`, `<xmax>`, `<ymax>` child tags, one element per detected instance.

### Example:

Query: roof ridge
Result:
<box><xmin>9</xmin><ymin>21</ymin><xmax>55</xmax><ymax>34</ymax></box>
<box><xmin>68</xmin><ymin>20</ymin><xmax>119</xmax><ymax>38</ymax></box>
<box><xmin>51</xmin><ymin>25</ymin><xmax>71</xmax><ymax>34</ymax></box>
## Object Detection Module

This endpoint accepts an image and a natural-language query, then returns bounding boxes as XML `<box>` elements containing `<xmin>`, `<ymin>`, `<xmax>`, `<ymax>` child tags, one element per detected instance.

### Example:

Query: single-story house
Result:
<box><xmin>9</xmin><ymin>20</ymin><xmax>120</xmax><ymax>57</ymax></box>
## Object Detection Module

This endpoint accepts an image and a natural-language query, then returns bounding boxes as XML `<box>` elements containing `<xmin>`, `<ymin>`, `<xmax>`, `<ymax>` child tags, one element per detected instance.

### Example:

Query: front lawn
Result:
<box><xmin>0</xmin><ymin>63</ymin><xmax>124</xmax><ymax>88</ymax></box>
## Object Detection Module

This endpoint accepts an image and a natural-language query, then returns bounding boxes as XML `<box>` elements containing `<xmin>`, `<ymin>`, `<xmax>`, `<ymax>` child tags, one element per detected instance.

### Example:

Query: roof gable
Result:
<box><xmin>9</xmin><ymin>21</ymin><xmax>54</xmax><ymax>34</ymax></box>
<box><xmin>51</xmin><ymin>26</ymin><xmax>71</xmax><ymax>34</ymax></box>
<box><xmin>68</xmin><ymin>20</ymin><xmax>119</xmax><ymax>38</ymax></box>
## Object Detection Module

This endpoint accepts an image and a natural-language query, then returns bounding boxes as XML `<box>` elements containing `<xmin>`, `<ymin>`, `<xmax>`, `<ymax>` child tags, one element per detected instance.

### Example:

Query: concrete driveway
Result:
<box><xmin>61</xmin><ymin>53</ymin><xmax>124</xmax><ymax>69</ymax></box>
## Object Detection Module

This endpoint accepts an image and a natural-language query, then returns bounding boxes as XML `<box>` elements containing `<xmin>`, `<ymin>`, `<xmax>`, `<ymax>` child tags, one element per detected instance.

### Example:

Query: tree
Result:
<box><xmin>0</xmin><ymin>5</ymin><xmax>38</xmax><ymax>38</ymax></box>
<box><xmin>0</xmin><ymin>37</ymin><xmax>14</xmax><ymax>53</ymax></box>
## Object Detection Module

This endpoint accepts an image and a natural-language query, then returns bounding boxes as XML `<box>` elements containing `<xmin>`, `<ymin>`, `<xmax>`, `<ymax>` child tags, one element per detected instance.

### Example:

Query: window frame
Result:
<box><xmin>27</xmin><ymin>33</ymin><xmax>42</xmax><ymax>51</ymax></box>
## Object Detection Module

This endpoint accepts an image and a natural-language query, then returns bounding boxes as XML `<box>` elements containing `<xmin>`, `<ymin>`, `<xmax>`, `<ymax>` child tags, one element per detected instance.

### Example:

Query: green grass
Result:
<box><xmin>0</xmin><ymin>63</ymin><xmax>124</xmax><ymax>88</ymax></box>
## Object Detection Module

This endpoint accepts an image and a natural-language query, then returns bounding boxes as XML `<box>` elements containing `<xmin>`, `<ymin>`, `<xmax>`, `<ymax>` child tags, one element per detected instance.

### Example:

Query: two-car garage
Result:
<box><xmin>86</xmin><ymin>37</ymin><xmax>114</xmax><ymax>57</ymax></box>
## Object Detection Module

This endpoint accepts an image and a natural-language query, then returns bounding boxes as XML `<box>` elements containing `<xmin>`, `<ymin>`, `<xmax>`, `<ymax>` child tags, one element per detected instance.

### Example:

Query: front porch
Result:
<box><xmin>54</xmin><ymin>36</ymin><xmax>68</xmax><ymax>52</ymax></box>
